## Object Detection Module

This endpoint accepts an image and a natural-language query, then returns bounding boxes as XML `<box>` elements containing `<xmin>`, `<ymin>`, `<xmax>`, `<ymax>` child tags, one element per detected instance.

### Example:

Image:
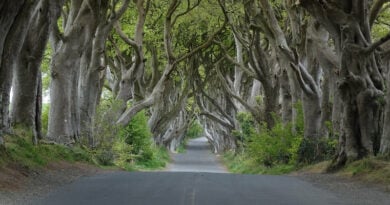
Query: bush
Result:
<box><xmin>90</xmin><ymin>99</ymin><xmax>123</xmax><ymax>165</ymax></box>
<box><xmin>92</xmin><ymin>99</ymin><xmax>122</xmax><ymax>150</ymax></box>
<box><xmin>234</xmin><ymin>103</ymin><xmax>306</xmax><ymax>167</ymax></box>
<box><xmin>247</xmin><ymin>122</ymin><xmax>302</xmax><ymax>167</ymax></box>
<box><xmin>235</xmin><ymin>112</ymin><xmax>256</xmax><ymax>145</ymax></box>
<box><xmin>119</xmin><ymin>110</ymin><xmax>154</xmax><ymax>162</ymax></box>
<box><xmin>186</xmin><ymin>121</ymin><xmax>204</xmax><ymax>139</ymax></box>
<box><xmin>112</xmin><ymin>138</ymin><xmax>133</xmax><ymax>168</ymax></box>
<box><xmin>297</xmin><ymin>137</ymin><xmax>337</xmax><ymax>164</ymax></box>
<box><xmin>91</xmin><ymin>99</ymin><xmax>169</xmax><ymax>170</ymax></box>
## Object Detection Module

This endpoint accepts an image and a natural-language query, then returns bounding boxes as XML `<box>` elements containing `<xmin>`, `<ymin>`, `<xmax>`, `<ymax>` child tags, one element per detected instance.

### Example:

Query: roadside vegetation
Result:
<box><xmin>223</xmin><ymin>103</ymin><xmax>337</xmax><ymax>175</ymax></box>
<box><xmin>223</xmin><ymin>103</ymin><xmax>390</xmax><ymax>186</ymax></box>
<box><xmin>0</xmin><ymin>99</ymin><xmax>169</xmax><ymax>174</ymax></box>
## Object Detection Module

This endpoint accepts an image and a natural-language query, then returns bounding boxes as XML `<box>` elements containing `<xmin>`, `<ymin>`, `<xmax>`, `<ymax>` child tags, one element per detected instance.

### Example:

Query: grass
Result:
<box><xmin>293</xmin><ymin>157</ymin><xmax>390</xmax><ymax>187</ymax></box>
<box><xmin>132</xmin><ymin>147</ymin><xmax>170</xmax><ymax>171</ymax></box>
<box><xmin>223</xmin><ymin>151</ymin><xmax>297</xmax><ymax>175</ymax></box>
<box><xmin>0</xmin><ymin>129</ymin><xmax>170</xmax><ymax>173</ymax></box>
<box><xmin>340</xmin><ymin>157</ymin><xmax>390</xmax><ymax>185</ymax></box>
<box><xmin>0</xmin><ymin>134</ymin><xmax>91</xmax><ymax>171</ymax></box>
<box><xmin>224</xmin><ymin>149</ymin><xmax>390</xmax><ymax>189</ymax></box>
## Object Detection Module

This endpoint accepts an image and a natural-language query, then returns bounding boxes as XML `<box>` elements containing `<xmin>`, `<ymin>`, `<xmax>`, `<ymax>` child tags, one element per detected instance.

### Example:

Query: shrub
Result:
<box><xmin>115</xmin><ymin>110</ymin><xmax>169</xmax><ymax>170</ymax></box>
<box><xmin>247</xmin><ymin>122</ymin><xmax>302</xmax><ymax>167</ymax></box>
<box><xmin>234</xmin><ymin>112</ymin><xmax>256</xmax><ymax>146</ymax></box>
<box><xmin>90</xmin><ymin>99</ymin><xmax>123</xmax><ymax>166</ymax></box>
<box><xmin>112</xmin><ymin>138</ymin><xmax>133</xmax><ymax>168</ymax></box>
<box><xmin>297</xmin><ymin>137</ymin><xmax>337</xmax><ymax>164</ymax></box>
<box><xmin>186</xmin><ymin>120</ymin><xmax>204</xmax><ymax>139</ymax></box>
<box><xmin>119</xmin><ymin>110</ymin><xmax>154</xmax><ymax>162</ymax></box>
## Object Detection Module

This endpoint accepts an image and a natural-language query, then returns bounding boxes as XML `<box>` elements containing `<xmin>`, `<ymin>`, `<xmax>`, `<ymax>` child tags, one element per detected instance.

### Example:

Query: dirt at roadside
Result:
<box><xmin>0</xmin><ymin>161</ymin><xmax>117</xmax><ymax>205</ymax></box>
<box><xmin>292</xmin><ymin>172</ymin><xmax>390</xmax><ymax>205</ymax></box>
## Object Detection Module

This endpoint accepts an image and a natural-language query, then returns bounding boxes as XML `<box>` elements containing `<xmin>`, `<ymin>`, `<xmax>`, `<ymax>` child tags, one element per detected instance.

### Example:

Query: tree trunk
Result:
<box><xmin>300</xmin><ymin>21</ymin><xmax>324</xmax><ymax>139</ymax></box>
<box><xmin>48</xmin><ymin>43</ymin><xmax>82</xmax><ymax>144</ymax></box>
<box><xmin>79</xmin><ymin>24</ymin><xmax>110</xmax><ymax>146</ymax></box>
<box><xmin>320</xmin><ymin>68</ymin><xmax>332</xmax><ymax>138</ymax></box>
<box><xmin>380</xmin><ymin>65</ymin><xmax>390</xmax><ymax>155</ymax></box>
<box><xmin>301</xmin><ymin>0</ymin><xmax>385</xmax><ymax>169</ymax></box>
<box><xmin>11</xmin><ymin>0</ymin><xmax>51</xmax><ymax>144</ymax></box>
<box><xmin>48</xmin><ymin>0</ymin><xmax>98</xmax><ymax>144</ymax></box>
<box><xmin>0</xmin><ymin>1</ymin><xmax>36</xmax><ymax>145</ymax></box>
<box><xmin>280</xmin><ymin>70</ymin><xmax>292</xmax><ymax>124</ymax></box>
<box><xmin>263</xmin><ymin>82</ymin><xmax>279</xmax><ymax>128</ymax></box>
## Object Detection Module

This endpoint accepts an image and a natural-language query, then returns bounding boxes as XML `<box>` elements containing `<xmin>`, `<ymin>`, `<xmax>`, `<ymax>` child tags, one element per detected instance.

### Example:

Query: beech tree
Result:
<box><xmin>116</xmin><ymin>0</ymin><xmax>226</xmax><ymax>126</ymax></box>
<box><xmin>11</xmin><ymin>0</ymin><xmax>64</xmax><ymax>144</ymax></box>
<box><xmin>300</xmin><ymin>0</ymin><xmax>389</xmax><ymax>168</ymax></box>
<box><xmin>47</xmin><ymin>0</ymin><xmax>129</xmax><ymax>145</ymax></box>
<box><xmin>4</xmin><ymin>0</ymin><xmax>390</xmax><ymax>169</ymax></box>
<box><xmin>0</xmin><ymin>1</ymin><xmax>39</xmax><ymax>146</ymax></box>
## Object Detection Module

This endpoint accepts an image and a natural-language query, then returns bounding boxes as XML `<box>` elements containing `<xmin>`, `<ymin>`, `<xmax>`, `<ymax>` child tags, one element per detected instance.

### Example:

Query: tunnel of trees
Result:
<box><xmin>2</xmin><ymin>0</ymin><xmax>390</xmax><ymax>170</ymax></box>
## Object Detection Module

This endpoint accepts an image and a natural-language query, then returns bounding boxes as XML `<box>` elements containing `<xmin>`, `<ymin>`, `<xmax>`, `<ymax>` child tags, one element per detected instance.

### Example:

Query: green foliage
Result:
<box><xmin>297</xmin><ymin>137</ymin><xmax>337</xmax><ymax>164</ymax></box>
<box><xmin>226</xmin><ymin>102</ymin><xmax>338</xmax><ymax>175</ymax></box>
<box><xmin>247</xmin><ymin>122</ymin><xmax>302</xmax><ymax>167</ymax></box>
<box><xmin>293</xmin><ymin>102</ymin><xmax>337</xmax><ymax>164</ymax></box>
<box><xmin>227</xmin><ymin>109</ymin><xmax>304</xmax><ymax>171</ymax></box>
<box><xmin>223</xmin><ymin>151</ymin><xmax>296</xmax><ymax>175</ymax></box>
<box><xmin>41</xmin><ymin>43</ymin><xmax>52</xmax><ymax>101</ymax></box>
<box><xmin>92</xmin><ymin>99</ymin><xmax>122</xmax><ymax>149</ymax></box>
<box><xmin>340</xmin><ymin>157</ymin><xmax>390</xmax><ymax>185</ymax></box>
<box><xmin>235</xmin><ymin>112</ymin><xmax>256</xmax><ymax>144</ymax></box>
<box><xmin>176</xmin><ymin>121</ymin><xmax>204</xmax><ymax>153</ymax></box>
<box><xmin>89</xmin><ymin>98</ymin><xmax>122</xmax><ymax>165</ymax></box>
<box><xmin>186</xmin><ymin>120</ymin><xmax>203</xmax><ymax>139</ymax></box>
<box><xmin>41</xmin><ymin>103</ymin><xmax>50</xmax><ymax>135</ymax></box>
<box><xmin>134</xmin><ymin>146</ymin><xmax>170</xmax><ymax>170</ymax></box>
<box><xmin>112</xmin><ymin>138</ymin><xmax>133</xmax><ymax>167</ymax></box>
<box><xmin>109</xmin><ymin>110</ymin><xmax>169</xmax><ymax>170</ymax></box>
<box><xmin>372</xmin><ymin>5</ymin><xmax>390</xmax><ymax>41</ymax></box>
<box><xmin>119</xmin><ymin>110</ymin><xmax>154</xmax><ymax>161</ymax></box>
<box><xmin>1</xmin><ymin>134</ymin><xmax>90</xmax><ymax>170</ymax></box>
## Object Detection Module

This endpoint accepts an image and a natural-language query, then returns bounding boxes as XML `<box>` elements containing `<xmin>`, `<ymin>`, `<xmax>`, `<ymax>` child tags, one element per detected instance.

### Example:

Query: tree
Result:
<box><xmin>0</xmin><ymin>0</ymin><xmax>38</xmax><ymax>146</ymax></box>
<box><xmin>11</xmin><ymin>0</ymin><xmax>63</xmax><ymax>144</ymax></box>
<box><xmin>116</xmin><ymin>0</ymin><xmax>226</xmax><ymax>126</ymax></box>
<box><xmin>47</xmin><ymin>0</ymin><xmax>128</xmax><ymax>145</ymax></box>
<box><xmin>78</xmin><ymin>0</ymin><xmax>130</xmax><ymax>146</ymax></box>
<box><xmin>300</xmin><ymin>0</ymin><xmax>389</xmax><ymax>168</ymax></box>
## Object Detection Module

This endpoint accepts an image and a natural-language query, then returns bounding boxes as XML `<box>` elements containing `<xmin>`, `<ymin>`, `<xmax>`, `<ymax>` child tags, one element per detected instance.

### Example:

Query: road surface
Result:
<box><xmin>167</xmin><ymin>137</ymin><xmax>227</xmax><ymax>173</ymax></box>
<box><xmin>34</xmin><ymin>137</ymin><xmax>375</xmax><ymax>205</ymax></box>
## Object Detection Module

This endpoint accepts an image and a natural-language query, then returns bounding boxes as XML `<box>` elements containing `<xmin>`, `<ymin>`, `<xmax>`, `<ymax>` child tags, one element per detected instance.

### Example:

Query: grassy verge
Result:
<box><xmin>339</xmin><ymin>157</ymin><xmax>390</xmax><ymax>185</ymax></box>
<box><xmin>294</xmin><ymin>157</ymin><xmax>390</xmax><ymax>187</ymax></box>
<box><xmin>0</xmin><ymin>133</ymin><xmax>170</xmax><ymax>173</ymax></box>
<box><xmin>127</xmin><ymin>146</ymin><xmax>170</xmax><ymax>171</ymax></box>
<box><xmin>224</xmin><ymin>150</ymin><xmax>390</xmax><ymax>187</ymax></box>
<box><xmin>0</xmin><ymin>134</ymin><xmax>91</xmax><ymax>170</ymax></box>
<box><xmin>223</xmin><ymin>151</ymin><xmax>297</xmax><ymax>175</ymax></box>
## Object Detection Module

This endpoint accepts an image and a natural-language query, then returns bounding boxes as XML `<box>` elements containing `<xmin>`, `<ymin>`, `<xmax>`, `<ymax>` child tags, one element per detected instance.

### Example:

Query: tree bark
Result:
<box><xmin>79</xmin><ymin>0</ymin><xmax>129</xmax><ymax>146</ymax></box>
<box><xmin>11</xmin><ymin>0</ymin><xmax>52</xmax><ymax>144</ymax></box>
<box><xmin>280</xmin><ymin>70</ymin><xmax>292</xmax><ymax>124</ymax></box>
<box><xmin>301</xmin><ymin>0</ymin><xmax>386</xmax><ymax>168</ymax></box>
<box><xmin>0</xmin><ymin>0</ymin><xmax>36</xmax><ymax>145</ymax></box>
<box><xmin>48</xmin><ymin>0</ymin><xmax>98</xmax><ymax>144</ymax></box>
<box><xmin>380</xmin><ymin>64</ymin><xmax>390</xmax><ymax>154</ymax></box>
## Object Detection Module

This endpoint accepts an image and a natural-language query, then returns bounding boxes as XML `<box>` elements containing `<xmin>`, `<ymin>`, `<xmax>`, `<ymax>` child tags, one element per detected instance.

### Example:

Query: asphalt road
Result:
<box><xmin>35</xmin><ymin>137</ymin><xmax>343</xmax><ymax>205</ymax></box>
<box><xmin>167</xmin><ymin>137</ymin><xmax>227</xmax><ymax>173</ymax></box>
